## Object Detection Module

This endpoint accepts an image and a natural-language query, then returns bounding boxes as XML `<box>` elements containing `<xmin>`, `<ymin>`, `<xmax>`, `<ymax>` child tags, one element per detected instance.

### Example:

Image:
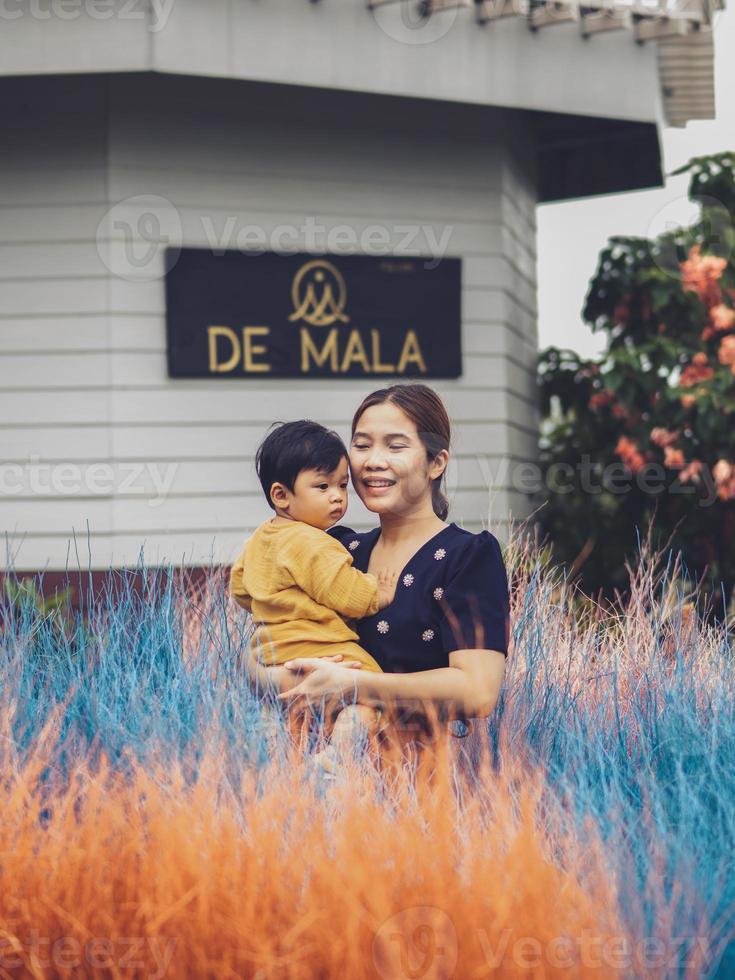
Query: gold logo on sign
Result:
<box><xmin>289</xmin><ymin>259</ymin><xmax>350</xmax><ymax>327</ymax></box>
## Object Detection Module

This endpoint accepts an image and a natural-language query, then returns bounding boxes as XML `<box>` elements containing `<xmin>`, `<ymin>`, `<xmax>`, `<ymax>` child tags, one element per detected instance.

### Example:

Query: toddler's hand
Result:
<box><xmin>376</xmin><ymin>568</ymin><xmax>399</xmax><ymax>609</ymax></box>
<box><xmin>321</xmin><ymin>653</ymin><xmax>364</xmax><ymax>670</ymax></box>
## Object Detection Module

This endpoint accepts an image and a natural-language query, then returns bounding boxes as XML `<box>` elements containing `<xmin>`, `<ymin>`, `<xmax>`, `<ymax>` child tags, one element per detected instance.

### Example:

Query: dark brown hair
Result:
<box><xmin>255</xmin><ymin>420</ymin><xmax>347</xmax><ymax>510</ymax></box>
<box><xmin>351</xmin><ymin>383</ymin><xmax>451</xmax><ymax>520</ymax></box>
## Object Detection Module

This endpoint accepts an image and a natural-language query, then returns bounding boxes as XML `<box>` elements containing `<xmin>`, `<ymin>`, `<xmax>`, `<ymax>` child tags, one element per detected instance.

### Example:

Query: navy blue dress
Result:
<box><xmin>328</xmin><ymin>523</ymin><xmax>510</xmax><ymax>674</ymax></box>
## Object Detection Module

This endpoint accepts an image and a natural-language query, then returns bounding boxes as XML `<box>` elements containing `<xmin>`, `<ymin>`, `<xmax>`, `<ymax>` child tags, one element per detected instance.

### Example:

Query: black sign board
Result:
<box><xmin>165</xmin><ymin>249</ymin><xmax>462</xmax><ymax>379</ymax></box>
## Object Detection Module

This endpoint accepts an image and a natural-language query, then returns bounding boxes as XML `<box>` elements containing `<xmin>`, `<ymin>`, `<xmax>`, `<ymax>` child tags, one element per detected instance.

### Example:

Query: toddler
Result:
<box><xmin>230</xmin><ymin>420</ymin><xmax>396</xmax><ymax>775</ymax></box>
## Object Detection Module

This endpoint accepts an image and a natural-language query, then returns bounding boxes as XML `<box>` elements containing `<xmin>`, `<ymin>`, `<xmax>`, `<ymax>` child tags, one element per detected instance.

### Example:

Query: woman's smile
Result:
<box><xmin>362</xmin><ymin>476</ymin><xmax>397</xmax><ymax>496</ymax></box>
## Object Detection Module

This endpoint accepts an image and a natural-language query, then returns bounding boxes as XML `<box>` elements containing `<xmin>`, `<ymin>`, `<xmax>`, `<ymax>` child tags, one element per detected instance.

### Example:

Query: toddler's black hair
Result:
<box><xmin>255</xmin><ymin>420</ymin><xmax>348</xmax><ymax>510</ymax></box>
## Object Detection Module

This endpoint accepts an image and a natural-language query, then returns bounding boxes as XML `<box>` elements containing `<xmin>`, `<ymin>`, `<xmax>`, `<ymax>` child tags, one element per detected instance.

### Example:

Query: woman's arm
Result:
<box><xmin>279</xmin><ymin>648</ymin><xmax>506</xmax><ymax>721</ymax></box>
<box><xmin>245</xmin><ymin>651</ymin><xmax>300</xmax><ymax>697</ymax></box>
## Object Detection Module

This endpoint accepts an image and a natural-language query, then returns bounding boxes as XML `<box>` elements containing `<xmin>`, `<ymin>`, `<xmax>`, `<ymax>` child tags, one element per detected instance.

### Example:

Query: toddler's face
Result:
<box><xmin>285</xmin><ymin>457</ymin><xmax>350</xmax><ymax>530</ymax></box>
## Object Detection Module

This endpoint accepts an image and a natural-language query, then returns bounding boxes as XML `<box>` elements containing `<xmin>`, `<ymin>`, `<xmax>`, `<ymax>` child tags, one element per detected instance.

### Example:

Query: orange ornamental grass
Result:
<box><xmin>1</xmin><ymin>527</ymin><xmax>729</xmax><ymax>979</ymax></box>
<box><xmin>0</xmin><ymin>708</ymin><xmax>636</xmax><ymax>980</ymax></box>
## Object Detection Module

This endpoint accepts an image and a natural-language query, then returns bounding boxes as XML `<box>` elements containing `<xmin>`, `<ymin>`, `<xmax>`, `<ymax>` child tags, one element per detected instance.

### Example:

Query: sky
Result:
<box><xmin>537</xmin><ymin>2</ymin><xmax>735</xmax><ymax>360</ymax></box>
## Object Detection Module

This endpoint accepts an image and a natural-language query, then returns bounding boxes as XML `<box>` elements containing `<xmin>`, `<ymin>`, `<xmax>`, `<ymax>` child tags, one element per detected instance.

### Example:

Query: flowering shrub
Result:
<box><xmin>537</xmin><ymin>152</ymin><xmax>735</xmax><ymax>611</ymax></box>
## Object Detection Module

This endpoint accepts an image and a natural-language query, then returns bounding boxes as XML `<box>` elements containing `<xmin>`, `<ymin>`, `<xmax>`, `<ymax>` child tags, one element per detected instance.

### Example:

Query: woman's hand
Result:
<box><xmin>276</xmin><ymin>659</ymin><xmax>360</xmax><ymax>714</ymax></box>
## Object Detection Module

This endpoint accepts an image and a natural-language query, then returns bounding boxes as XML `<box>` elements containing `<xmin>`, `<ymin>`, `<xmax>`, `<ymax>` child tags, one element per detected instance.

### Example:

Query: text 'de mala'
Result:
<box><xmin>165</xmin><ymin>249</ymin><xmax>462</xmax><ymax>379</ymax></box>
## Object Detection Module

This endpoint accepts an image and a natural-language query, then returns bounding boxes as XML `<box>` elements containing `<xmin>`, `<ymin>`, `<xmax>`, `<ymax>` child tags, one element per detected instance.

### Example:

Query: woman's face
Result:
<box><xmin>350</xmin><ymin>402</ymin><xmax>447</xmax><ymax>517</ymax></box>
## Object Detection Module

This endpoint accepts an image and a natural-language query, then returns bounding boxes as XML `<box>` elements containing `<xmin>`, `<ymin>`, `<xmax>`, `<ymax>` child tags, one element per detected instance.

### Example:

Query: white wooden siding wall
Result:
<box><xmin>0</xmin><ymin>75</ymin><xmax>539</xmax><ymax>572</ymax></box>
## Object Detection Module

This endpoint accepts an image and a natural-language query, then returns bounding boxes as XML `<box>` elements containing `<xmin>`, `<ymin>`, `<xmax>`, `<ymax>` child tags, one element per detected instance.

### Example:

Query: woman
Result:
<box><xmin>247</xmin><ymin>383</ymin><xmax>510</xmax><ymax>756</ymax></box>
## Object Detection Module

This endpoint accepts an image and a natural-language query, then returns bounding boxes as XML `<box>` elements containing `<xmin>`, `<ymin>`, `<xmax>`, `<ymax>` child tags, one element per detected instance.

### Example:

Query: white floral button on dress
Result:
<box><xmin>326</xmin><ymin>522</ymin><xmax>510</xmax><ymax>675</ymax></box>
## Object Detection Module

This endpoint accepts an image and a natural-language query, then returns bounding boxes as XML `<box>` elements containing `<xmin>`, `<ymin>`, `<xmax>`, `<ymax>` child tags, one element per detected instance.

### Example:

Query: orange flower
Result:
<box><xmin>680</xmin><ymin>459</ymin><xmax>703</xmax><ymax>484</ymax></box>
<box><xmin>613</xmin><ymin>295</ymin><xmax>631</xmax><ymax>326</ymax></box>
<box><xmin>651</xmin><ymin>427</ymin><xmax>679</xmax><ymax>448</ymax></box>
<box><xmin>589</xmin><ymin>390</ymin><xmax>614</xmax><ymax>410</ymax></box>
<box><xmin>713</xmin><ymin>459</ymin><xmax>735</xmax><ymax>501</ymax></box>
<box><xmin>680</xmin><ymin>359</ymin><xmax>714</xmax><ymax>387</ymax></box>
<box><xmin>578</xmin><ymin>362</ymin><xmax>600</xmax><ymax>379</ymax></box>
<box><xmin>710</xmin><ymin>304</ymin><xmax>735</xmax><ymax>332</ymax></box>
<box><xmin>612</xmin><ymin>403</ymin><xmax>628</xmax><ymax>420</ymax></box>
<box><xmin>717</xmin><ymin>335</ymin><xmax>735</xmax><ymax>374</ymax></box>
<box><xmin>615</xmin><ymin>436</ymin><xmax>645</xmax><ymax>474</ymax></box>
<box><xmin>663</xmin><ymin>446</ymin><xmax>685</xmax><ymax>469</ymax></box>
<box><xmin>680</xmin><ymin>244</ymin><xmax>727</xmax><ymax>309</ymax></box>
<box><xmin>673</xmin><ymin>351</ymin><xmax>717</xmax><ymax>408</ymax></box>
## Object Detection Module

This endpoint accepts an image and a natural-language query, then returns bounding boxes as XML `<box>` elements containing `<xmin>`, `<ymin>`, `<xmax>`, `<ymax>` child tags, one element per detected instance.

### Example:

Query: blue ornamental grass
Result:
<box><xmin>0</xmin><ymin>529</ymin><xmax>733</xmax><ymax>978</ymax></box>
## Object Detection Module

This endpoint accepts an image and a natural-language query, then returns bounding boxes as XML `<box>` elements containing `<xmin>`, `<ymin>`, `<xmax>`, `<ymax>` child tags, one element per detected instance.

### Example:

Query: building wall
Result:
<box><xmin>0</xmin><ymin>74</ymin><xmax>539</xmax><ymax>571</ymax></box>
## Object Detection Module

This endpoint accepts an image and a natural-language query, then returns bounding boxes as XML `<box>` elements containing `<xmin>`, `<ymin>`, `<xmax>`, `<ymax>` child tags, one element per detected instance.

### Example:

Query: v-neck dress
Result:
<box><xmin>327</xmin><ymin>523</ymin><xmax>510</xmax><ymax>674</ymax></box>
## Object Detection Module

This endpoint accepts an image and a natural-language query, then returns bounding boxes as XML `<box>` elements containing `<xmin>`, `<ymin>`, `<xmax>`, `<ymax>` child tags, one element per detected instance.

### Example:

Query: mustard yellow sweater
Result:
<box><xmin>229</xmin><ymin>519</ymin><xmax>381</xmax><ymax>666</ymax></box>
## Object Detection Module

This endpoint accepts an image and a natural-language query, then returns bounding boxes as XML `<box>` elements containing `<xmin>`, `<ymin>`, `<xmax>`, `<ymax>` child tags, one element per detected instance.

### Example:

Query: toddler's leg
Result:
<box><xmin>313</xmin><ymin>704</ymin><xmax>382</xmax><ymax>776</ymax></box>
<box><xmin>332</xmin><ymin>703</ymin><xmax>382</xmax><ymax>743</ymax></box>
